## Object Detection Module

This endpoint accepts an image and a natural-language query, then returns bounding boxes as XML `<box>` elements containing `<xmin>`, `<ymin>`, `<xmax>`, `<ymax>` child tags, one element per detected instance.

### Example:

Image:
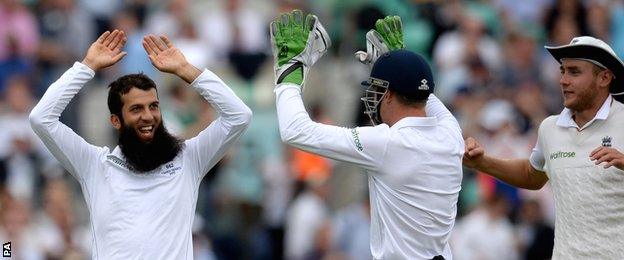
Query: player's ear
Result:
<box><xmin>110</xmin><ymin>114</ymin><xmax>122</xmax><ymax>130</ymax></box>
<box><xmin>384</xmin><ymin>89</ymin><xmax>395</xmax><ymax>104</ymax></box>
<box><xmin>599</xmin><ymin>70</ymin><xmax>615</xmax><ymax>90</ymax></box>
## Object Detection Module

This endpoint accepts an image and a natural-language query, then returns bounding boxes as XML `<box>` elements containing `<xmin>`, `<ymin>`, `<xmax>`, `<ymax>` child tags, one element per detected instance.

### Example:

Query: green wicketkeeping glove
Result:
<box><xmin>355</xmin><ymin>15</ymin><xmax>404</xmax><ymax>65</ymax></box>
<box><xmin>270</xmin><ymin>10</ymin><xmax>331</xmax><ymax>88</ymax></box>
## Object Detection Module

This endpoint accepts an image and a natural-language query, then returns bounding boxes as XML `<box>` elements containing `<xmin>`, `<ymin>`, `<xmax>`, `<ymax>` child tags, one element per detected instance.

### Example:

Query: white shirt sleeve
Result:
<box><xmin>426</xmin><ymin>94</ymin><xmax>462</xmax><ymax>137</ymax></box>
<box><xmin>184</xmin><ymin>69</ymin><xmax>252</xmax><ymax>180</ymax></box>
<box><xmin>29</xmin><ymin>62</ymin><xmax>104</xmax><ymax>185</ymax></box>
<box><xmin>275</xmin><ymin>83</ymin><xmax>387</xmax><ymax>172</ymax></box>
<box><xmin>529</xmin><ymin>138</ymin><xmax>545</xmax><ymax>171</ymax></box>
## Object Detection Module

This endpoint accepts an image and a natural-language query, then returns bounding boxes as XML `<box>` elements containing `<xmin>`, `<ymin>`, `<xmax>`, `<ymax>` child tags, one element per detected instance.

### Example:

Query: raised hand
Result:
<box><xmin>143</xmin><ymin>34</ymin><xmax>187</xmax><ymax>74</ymax></box>
<box><xmin>82</xmin><ymin>30</ymin><xmax>127</xmax><ymax>71</ymax></box>
<box><xmin>590</xmin><ymin>146</ymin><xmax>624</xmax><ymax>170</ymax></box>
<box><xmin>142</xmin><ymin>34</ymin><xmax>200</xmax><ymax>83</ymax></box>
<box><xmin>463</xmin><ymin>137</ymin><xmax>485</xmax><ymax>168</ymax></box>
<box><xmin>355</xmin><ymin>15</ymin><xmax>404</xmax><ymax>65</ymax></box>
<box><xmin>270</xmin><ymin>9</ymin><xmax>330</xmax><ymax>88</ymax></box>
<box><xmin>375</xmin><ymin>16</ymin><xmax>404</xmax><ymax>51</ymax></box>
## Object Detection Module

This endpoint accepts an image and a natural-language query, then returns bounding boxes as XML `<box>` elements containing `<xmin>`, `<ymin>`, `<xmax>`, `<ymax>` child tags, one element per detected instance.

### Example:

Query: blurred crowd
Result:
<box><xmin>1</xmin><ymin>0</ymin><xmax>623</xmax><ymax>259</ymax></box>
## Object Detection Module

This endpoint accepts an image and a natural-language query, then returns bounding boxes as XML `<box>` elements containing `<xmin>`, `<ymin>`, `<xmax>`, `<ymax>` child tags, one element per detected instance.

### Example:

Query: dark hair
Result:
<box><xmin>396</xmin><ymin>92</ymin><xmax>428</xmax><ymax>107</ymax></box>
<box><xmin>107</xmin><ymin>73</ymin><xmax>158</xmax><ymax>118</ymax></box>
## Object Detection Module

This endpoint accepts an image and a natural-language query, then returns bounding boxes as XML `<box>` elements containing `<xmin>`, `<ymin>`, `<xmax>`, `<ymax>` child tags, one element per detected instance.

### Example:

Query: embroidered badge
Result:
<box><xmin>602</xmin><ymin>136</ymin><xmax>612</xmax><ymax>147</ymax></box>
<box><xmin>419</xmin><ymin>79</ymin><xmax>429</xmax><ymax>91</ymax></box>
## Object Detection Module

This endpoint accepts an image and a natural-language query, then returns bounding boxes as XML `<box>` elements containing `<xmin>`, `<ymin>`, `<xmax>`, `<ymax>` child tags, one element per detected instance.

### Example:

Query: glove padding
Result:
<box><xmin>355</xmin><ymin>15</ymin><xmax>404</xmax><ymax>65</ymax></box>
<box><xmin>270</xmin><ymin>10</ymin><xmax>331</xmax><ymax>88</ymax></box>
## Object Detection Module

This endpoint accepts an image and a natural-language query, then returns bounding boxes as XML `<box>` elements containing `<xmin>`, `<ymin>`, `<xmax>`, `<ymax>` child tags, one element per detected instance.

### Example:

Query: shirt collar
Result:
<box><xmin>111</xmin><ymin>146</ymin><xmax>124</xmax><ymax>158</ymax></box>
<box><xmin>106</xmin><ymin>146</ymin><xmax>134</xmax><ymax>171</ymax></box>
<box><xmin>556</xmin><ymin>95</ymin><xmax>612</xmax><ymax>130</ymax></box>
<box><xmin>391</xmin><ymin>116</ymin><xmax>438</xmax><ymax>129</ymax></box>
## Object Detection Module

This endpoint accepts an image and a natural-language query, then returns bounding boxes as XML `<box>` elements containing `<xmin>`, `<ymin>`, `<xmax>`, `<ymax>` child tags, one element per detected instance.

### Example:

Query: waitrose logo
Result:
<box><xmin>549</xmin><ymin>151</ymin><xmax>576</xmax><ymax>160</ymax></box>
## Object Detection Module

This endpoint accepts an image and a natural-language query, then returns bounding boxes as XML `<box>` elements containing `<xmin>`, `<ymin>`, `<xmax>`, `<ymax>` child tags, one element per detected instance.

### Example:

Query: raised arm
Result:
<box><xmin>426</xmin><ymin>94</ymin><xmax>460</xmax><ymax>131</ymax></box>
<box><xmin>463</xmin><ymin>137</ymin><xmax>548</xmax><ymax>190</ymax></box>
<box><xmin>30</xmin><ymin>30</ymin><xmax>127</xmax><ymax>182</ymax></box>
<box><xmin>142</xmin><ymin>34</ymin><xmax>252</xmax><ymax>178</ymax></box>
<box><xmin>275</xmin><ymin>83</ymin><xmax>386</xmax><ymax>171</ymax></box>
<box><xmin>271</xmin><ymin>11</ymin><xmax>386</xmax><ymax>171</ymax></box>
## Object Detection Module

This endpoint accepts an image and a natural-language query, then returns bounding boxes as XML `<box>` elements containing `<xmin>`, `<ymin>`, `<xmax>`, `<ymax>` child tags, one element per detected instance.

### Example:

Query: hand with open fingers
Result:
<box><xmin>463</xmin><ymin>137</ymin><xmax>485</xmax><ymax>169</ymax></box>
<box><xmin>82</xmin><ymin>30</ymin><xmax>127</xmax><ymax>71</ymax></box>
<box><xmin>375</xmin><ymin>16</ymin><xmax>404</xmax><ymax>50</ymax></box>
<box><xmin>355</xmin><ymin>15</ymin><xmax>404</xmax><ymax>65</ymax></box>
<box><xmin>270</xmin><ymin>9</ymin><xmax>331</xmax><ymax>88</ymax></box>
<box><xmin>590</xmin><ymin>146</ymin><xmax>624</xmax><ymax>170</ymax></box>
<box><xmin>142</xmin><ymin>34</ymin><xmax>189</xmax><ymax>75</ymax></box>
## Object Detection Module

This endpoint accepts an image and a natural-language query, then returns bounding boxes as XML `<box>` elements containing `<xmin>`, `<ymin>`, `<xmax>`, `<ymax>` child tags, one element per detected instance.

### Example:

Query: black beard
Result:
<box><xmin>118</xmin><ymin>122</ymin><xmax>184</xmax><ymax>173</ymax></box>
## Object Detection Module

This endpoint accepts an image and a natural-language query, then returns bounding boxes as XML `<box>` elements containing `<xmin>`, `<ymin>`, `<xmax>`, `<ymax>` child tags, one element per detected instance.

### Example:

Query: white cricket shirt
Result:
<box><xmin>29</xmin><ymin>62</ymin><xmax>252</xmax><ymax>259</ymax></box>
<box><xmin>275</xmin><ymin>83</ymin><xmax>464</xmax><ymax>260</ymax></box>
<box><xmin>529</xmin><ymin>96</ymin><xmax>624</xmax><ymax>259</ymax></box>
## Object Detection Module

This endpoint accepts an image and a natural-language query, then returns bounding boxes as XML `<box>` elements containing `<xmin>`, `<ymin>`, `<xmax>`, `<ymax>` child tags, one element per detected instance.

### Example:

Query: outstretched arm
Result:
<box><xmin>142</xmin><ymin>34</ymin><xmax>201</xmax><ymax>83</ymax></box>
<box><xmin>463</xmin><ymin>137</ymin><xmax>549</xmax><ymax>190</ymax></box>
<box><xmin>30</xmin><ymin>30</ymin><xmax>127</xmax><ymax>183</ymax></box>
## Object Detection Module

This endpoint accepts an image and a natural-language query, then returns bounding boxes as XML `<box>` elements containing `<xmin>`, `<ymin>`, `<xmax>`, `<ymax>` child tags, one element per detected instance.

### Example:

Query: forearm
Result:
<box><xmin>274</xmin><ymin>83</ymin><xmax>383</xmax><ymax>170</ymax></box>
<box><xmin>275</xmin><ymin>83</ymin><xmax>315</xmax><ymax>144</ymax></box>
<box><xmin>176</xmin><ymin>63</ymin><xmax>202</xmax><ymax>84</ymax></box>
<box><xmin>185</xmin><ymin>69</ymin><xmax>251</xmax><ymax>177</ymax></box>
<box><xmin>29</xmin><ymin>62</ymin><xmax>98</xmax><ymax>178</ymax></box>
<box><xmin>30</xmin><ymin>62</ymin><xmax>94</xmax><ymax>129</ymax></box>
<box><xmin>426</xmin><ymin>94</ymin><xmax>456</xmax><ymax>122</ymax></box>
<box><xmin>81</xmin><ymin>57</ymin><xmax>98</xmax><ymax>72</ymax></box>
<box><xmin>474</xmin><ymin>156</ymin><xmax>548</xmax><ymax>190</ymax></box>
<box><xmin>274</xmin><ymin>84</ymin><xmax>335</xmax><ymax>154</ymax></box>
<box><xmin>190</xmin><ymin>69</ymin><xmax>252</xmax><ymax>128</ymax></box>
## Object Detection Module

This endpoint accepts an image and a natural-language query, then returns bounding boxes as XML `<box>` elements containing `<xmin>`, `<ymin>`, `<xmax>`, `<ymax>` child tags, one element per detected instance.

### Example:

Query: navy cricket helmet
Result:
<box><xmin>361</xmin><ymin>49</ymin><xmax>434</xmax><ymax>125</ymax></box>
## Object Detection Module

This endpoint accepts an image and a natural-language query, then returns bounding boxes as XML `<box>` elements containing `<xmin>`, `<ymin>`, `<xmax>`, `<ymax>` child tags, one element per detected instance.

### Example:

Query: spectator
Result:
<box><xmin>0</xmin><ymin>76</ymin><xmax>60</xmax><ymax>200</ymax></box>
<box><xmin>33</xmin><ymin>178</ymin><xmax>90</xmax><ymax>259</ymax></box>
<box><xmin>0</xmin><ymin>192</ymin><xmax>42</xmax><ymax>259</ymax></box>
<box><xmin>516</xmin><ymin>199</ymin><xmax>554</xmax><ymax>260</ymax></box>
<box><xmin>0</xmin><ymin>0</ymin><xmax>38</xmax><ymax>91</ymax></box>
<box><xmin>433</xmin><ymin>10</ymin><xmax>502</xmax><ymax>102</ymax></box>
<box><xmin>285</xmin><ymin>175</ymin><xmax>331</xmax><ymax>260</ymax></box>
<box><xmin>452</xmin><ymin>194</ymin><xmax>519</xmax><ymax>260</ymax></box>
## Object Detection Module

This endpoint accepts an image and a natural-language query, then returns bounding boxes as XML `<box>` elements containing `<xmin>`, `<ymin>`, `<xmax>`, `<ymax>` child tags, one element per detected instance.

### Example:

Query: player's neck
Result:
<box><xmin>384</xmin><ymin>107</ymin><xmax>426</xmax><ymax>126</ymax></box>
<box><xmin>571</xmin><ymin>94</ymin><xmax>609</xmax><ymax>128</ymax></box>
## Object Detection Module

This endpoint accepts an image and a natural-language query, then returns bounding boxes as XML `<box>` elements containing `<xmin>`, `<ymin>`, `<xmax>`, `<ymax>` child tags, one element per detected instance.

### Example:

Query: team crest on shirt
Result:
<box><xmin>159</xmin><ymin>162</ymin><xmax>181</xmax><ymax>175</ymax></box>
<box><xmin>602</xmin><ymin>136</ymin><xmax>612</xmax><ymax>147</ymax></box>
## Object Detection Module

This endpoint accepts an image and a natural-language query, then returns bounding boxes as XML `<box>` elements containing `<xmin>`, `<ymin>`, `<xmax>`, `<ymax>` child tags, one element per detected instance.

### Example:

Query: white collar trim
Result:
<box><xmin>556</xmin><ymin>95</ymin><xmax>612</xmax><ymax>130</ymax></box>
